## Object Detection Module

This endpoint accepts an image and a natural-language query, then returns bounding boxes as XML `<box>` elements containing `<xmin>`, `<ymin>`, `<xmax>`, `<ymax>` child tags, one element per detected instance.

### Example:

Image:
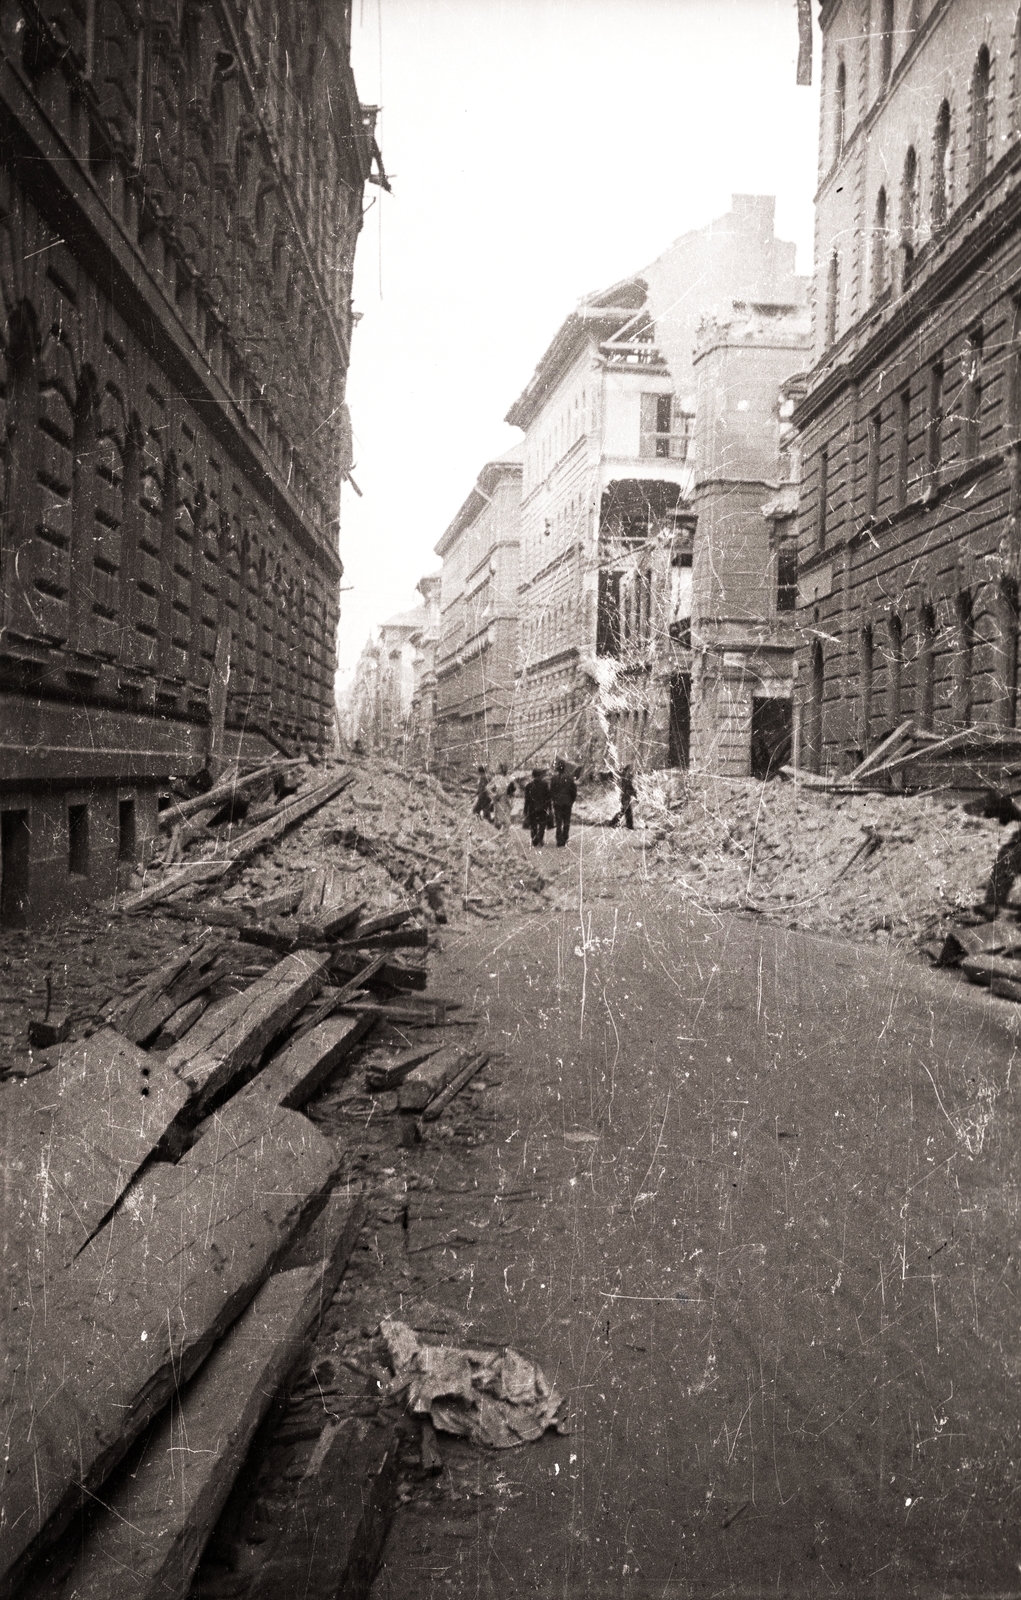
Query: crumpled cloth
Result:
<box><xmin>381</xmin><ymin>1318</ymin><xmax>567</xmax><ymax>1448</ymax></box>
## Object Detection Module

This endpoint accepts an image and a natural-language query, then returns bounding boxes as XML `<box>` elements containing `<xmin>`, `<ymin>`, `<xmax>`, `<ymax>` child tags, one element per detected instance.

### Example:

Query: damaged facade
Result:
<box><xmin>502</xmin><ymin>196</ymin><xmax>808</xmax><ymax>776</ymax></box>
<box><xmin>0</xmin><ymin>0</ymin><xmax>379</xmax><ymax>922</ymax></box>
<box><xmin>794</xmin><ymin>0</ymin><xmax>1021</xmax><ymax>771</ymax></box>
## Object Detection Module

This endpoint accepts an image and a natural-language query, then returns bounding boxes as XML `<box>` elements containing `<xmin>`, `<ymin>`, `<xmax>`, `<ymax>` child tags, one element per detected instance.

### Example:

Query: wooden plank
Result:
<box><xmin>340</xmin><ymin>999</ymin><xmax>452</xmax><ymax>1027</ymax></box>
<box><xmin>420</xmin><ymin>1052</ymin><xmax>490</xmax><ymax>1122</ymax></box>
<box><xmin>1</xmin><ymin>1028</ymin><xmax>190</xmax><ymax>1280</ymax></box>
<box><xmin>117</xmin><ymin>775</ymin><xmax>354</xmax><ymax>916</ymax></box>
<box><xmin>158</xmin><ymin>759</ymin><xmax>303</xmax><ymax>829</ymax></box>
<box><xmin>364</xmin><ymin>1043</ymin><xmax>443</xmax><ymax>1091</ymax></box>
<box><xmin>0</xmin><ymin>1099</ymin><xmax>340</xmax><ymax>1597</ymax></box>
<box><xmin>339</xmin><ymin>926</ymin><xmax>429</xmax><ymax>951</ymax></box>
<box><xmin>960</xmin><ymin>953</ymin><xmax>1021</xmax><ymax>986</ymax></box>
<box><xmin>313</xmin><ymin>899</ymin><xmax>365</xmax><ymax>942</ymax></box>
<box><xmin>297</xmin><ymin>866</ymin><xmax>329</xmax><ymax>921</ymax></box>
<box><xmin>249</xmin><ymin>1014</ymin><xmax>376</xmax><ymax>1111</ymax></box>
<box><xmin>46</xmin><ymin>1195</ymin><xmax>365</xmax><ymax>1600</ymax></box>
<box><xmin>351</xmin><ymin>908</ymin><xmax>414</xmax><ymax>939</ymax></box>
<box><xmin>121</xmin><ymin>945</ymin><xmax>233</xmax><ymax>1046</ymax></box>
<box><xmin>398</xmin><ymin>1045</ymin><xmax>478</xmax><ymax>1112</ymax></box>
<box><xmin>152</xmin><ymin>993</ymin><xmax>211</xmax><ymax>1047</ymax></box>
<box><xmin>165</xmin><ymin>950</ymin><xmax>333</xmax><ymax>1112</ymax></box>
<box><xmin>845</xmin><ymin>718</ymin><xmax>915</xmax><ymax>781</ymax></box>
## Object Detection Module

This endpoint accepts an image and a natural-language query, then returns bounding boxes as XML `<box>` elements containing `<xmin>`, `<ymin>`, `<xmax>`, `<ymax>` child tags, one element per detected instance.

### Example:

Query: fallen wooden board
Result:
<box><xmin>158</xmin><ymin>759</ymin><xmax>304</xmax><ymax>829</ymax></box>
<box><xmin>44</xmin><ymin>1193</ymin><xmax>365</xmax><ymax>1600</ymax></box>
<box><xmin>0</xmin><ymin>1098</ymin><xmax>339</xmax><ymax>1597</ymax></box>
<box><xmin>991</xmin><ymin>975</ymin><xmax>1021</xmax><ymax>1002</ymax></box>
<box><xmin>120</xmin><ymin>942</ymin><xmax>233</xmax><ymax>1045</ymax></box>
<box><xmin>116</xmin><ymin>774</ymin><xmax>354</xmax><ymax>915</ymax></box>
<box><xmin>341</xmin><ymin>999</ymin><xmax>452</xmax><ymax>1027</ymax></box>
<box><xmin>351</xmin><ymin>908</ymin><xmax>414</xmax><ymax>939</ymax></box>
<box><xmin>165</xmin><ymin>949</ymin><xmax>333</xmax><ymax>1112</ymax></box>
<box><xmin>936</xmin><ymin>919</ymin><xmax>1021</xmax><ymax>967</ymax></box>
<box><xmin>398</xmin><ymin>1045</ymin><xmax>478</xmax><ymax>1112</ymax></box>
<box><xmin>339</xmin><ymin>926</ymin><xmax>429</xmax><ymax>951</ymax></box>
<box><xmin>960</xmin><ymin>953</ymin><xmax>1021</xmax><ymax>986</ymax></box>
<box><xmin>312</xmin><ymin>899</ymin><xmax>365</xmax><ymax>942</ymax></box>
<box><xmin>420</xmin><ymin>1052</ymin><xmax>490</xmax><ymax>1122</ymax></box>
<box><xmin>364</xmin><ymin>1043</ymin><xmax>444</xmax><ymax>1091</ymax></box>
<box><xmin>249</xmin><ymin>1013</ymin><xmax>376</xmax><ymax>1111</ymax></box>
<box><xmin>846</xmin><ymin>718</ymin><xmax>915</xmax><ymax>782</ymax></box>
<box><xmin>153</xmin><ymin>992</ymin><xmax>211</xmax><ymax>1047</ymax></box>
<box><xmin>0</xmin><ymin>1028</ymin><xmax>190</xmax><ymax>1280</ymax></box>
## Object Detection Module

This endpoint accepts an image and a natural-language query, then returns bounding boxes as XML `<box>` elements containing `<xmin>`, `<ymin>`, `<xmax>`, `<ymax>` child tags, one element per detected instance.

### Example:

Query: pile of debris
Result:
<box><xmin>783</xmin><ymin>719</ymin><xmax>1021</xmax><ymax>795</ymax></box>
<box><xmin>0</xmin><ymin>758</ymin><xmax>515</xmax><ymax>1600</ymax></box>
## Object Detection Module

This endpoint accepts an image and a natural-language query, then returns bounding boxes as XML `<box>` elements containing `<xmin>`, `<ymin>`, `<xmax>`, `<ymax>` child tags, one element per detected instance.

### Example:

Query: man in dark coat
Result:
<box><xmin>523</xmin><ymin>767</ymin><xmax>552</xmax><ymax>848</ymax></box>
<box><xmin>471</xmin><ymin>765</ymin><xmax>493</xmax><ymax>822</ymax></box>
<box><xmin>550</xmin><ymin>759</ymin><xmax>578</xmax><ymax>847</ymax></box>
<box><xmin>611</xmin><ymin>763</ymin><xmax>636</xmax><ymax>830</ymax></box>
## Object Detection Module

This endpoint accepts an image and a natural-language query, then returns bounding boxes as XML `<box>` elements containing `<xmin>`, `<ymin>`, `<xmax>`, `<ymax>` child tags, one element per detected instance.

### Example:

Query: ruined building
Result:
<box><xmin>795</xmin><ymin>0</ymin><xmax>1021</xmax><ymax>770</ymax></box>
<box><xmin>0</xmin><ymin>0</ymin><xmax>381</xmax><ymax>921</ymax></box>
<box><xmin>433</xmin><ymin>447</ymin><xmax>522</xmax><ymax>772</ymax></box>
<box><xmin>504</xmin><ymin>196</ymin><xmax>807</xmax><ymax>775</ymax></box>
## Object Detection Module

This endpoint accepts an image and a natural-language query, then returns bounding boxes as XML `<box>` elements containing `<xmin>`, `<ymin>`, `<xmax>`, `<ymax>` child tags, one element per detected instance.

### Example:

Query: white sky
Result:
<box><xmin>337</xmin><ymin>0</ymin><xmax>821</xmax><ymax>687</ymax></box>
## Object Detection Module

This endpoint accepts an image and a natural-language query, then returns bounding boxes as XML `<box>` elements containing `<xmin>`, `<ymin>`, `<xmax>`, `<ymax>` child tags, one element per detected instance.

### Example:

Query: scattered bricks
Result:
<box><xmin>397</xmin><ymin>1045</ymin><xmax>478</xmax><ymax>1113</ymax></box>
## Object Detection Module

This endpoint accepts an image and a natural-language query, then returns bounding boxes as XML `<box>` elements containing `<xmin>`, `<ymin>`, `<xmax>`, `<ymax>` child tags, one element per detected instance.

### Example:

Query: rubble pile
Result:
<box><xmin>634</xmin><ymin>771</ymin><xmax>1008</xmax><ymax>952</ymax></box>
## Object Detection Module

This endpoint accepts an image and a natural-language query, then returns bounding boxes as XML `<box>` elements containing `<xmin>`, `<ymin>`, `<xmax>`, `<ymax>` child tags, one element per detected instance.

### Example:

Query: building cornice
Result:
<box><xmin>434</xmin><ymin>455</ymin><xmax>523</xmax><ymax>557</ymax></box>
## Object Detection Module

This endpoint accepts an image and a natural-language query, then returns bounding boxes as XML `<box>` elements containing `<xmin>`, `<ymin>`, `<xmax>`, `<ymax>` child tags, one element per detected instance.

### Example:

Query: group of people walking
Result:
<box><xmin>472</xmin><ymin>760</ymin><xmax>637</xmax><ymax>847</ymax></box>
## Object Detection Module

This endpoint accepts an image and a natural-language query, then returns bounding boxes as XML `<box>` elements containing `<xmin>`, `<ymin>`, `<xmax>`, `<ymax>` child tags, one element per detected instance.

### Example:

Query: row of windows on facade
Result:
<box><xmin>525</xmin><ymin>393</ymin><xmax>692</xmax><ymax>499</ymax></box>
<box><xmin>804</xmin><ymin>584</ymin><xmax>1021</xmax><ymax>758</ymax></box>
<box><xmin>813</xmin><ymin>312</ymin><xmax>1019</xmax><ymax>545</ymax></box>
<box><xmin>826</xmin><ymin>43</ymin><xmax>1000</xmax><ymax>345</ymax></box>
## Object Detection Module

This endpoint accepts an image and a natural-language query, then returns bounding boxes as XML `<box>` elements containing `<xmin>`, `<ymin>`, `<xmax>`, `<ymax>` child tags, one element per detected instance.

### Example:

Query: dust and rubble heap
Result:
<box><xmin>625</xmin><ymin>770</ymin><xmax>1005</xmax><ymax>949</ymax></box>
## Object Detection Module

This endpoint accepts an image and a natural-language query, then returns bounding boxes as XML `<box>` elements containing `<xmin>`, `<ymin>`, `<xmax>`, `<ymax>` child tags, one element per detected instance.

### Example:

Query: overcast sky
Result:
<box><xmin>337</xmin><ymin>0</ymin><xmax>821</xmax><ymax>687</ymax></box>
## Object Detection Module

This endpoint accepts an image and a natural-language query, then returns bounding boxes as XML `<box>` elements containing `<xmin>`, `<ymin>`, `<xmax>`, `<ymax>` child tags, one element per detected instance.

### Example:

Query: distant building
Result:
<box><xmin>433</xmin><ymin>449</ymin><xmax>522</xmax><ymax>774</ymax></box>
<box><xmin>341</xmin><ymin>577</ymin><xmax>440</xmax><ymax>762</ymax></box>
<box><xmin>690</xmin><ymin>303</ymin><xmax>810</xmax><ymax>777</ymax></box>
<box><xmin>0</xmin><ymin>0</ymin><xmax>381</xmax><ymax>921</ymax></box>
<box><xmin>505</xmin><ymin>196</ymin><xmax>807</xmax><ymax>775</ymax></box>
<box><xmin>794</xmin><ymin>0</ymin><xmax>1021</xmax><ymax>771</ymax></box>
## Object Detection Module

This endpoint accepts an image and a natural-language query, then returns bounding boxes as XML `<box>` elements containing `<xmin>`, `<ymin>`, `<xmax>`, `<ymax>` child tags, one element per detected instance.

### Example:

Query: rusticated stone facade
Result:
<box><xmin>0</xmin><ymin>0</ymin><xmax>380</xmax><ymax>921</ymax></box>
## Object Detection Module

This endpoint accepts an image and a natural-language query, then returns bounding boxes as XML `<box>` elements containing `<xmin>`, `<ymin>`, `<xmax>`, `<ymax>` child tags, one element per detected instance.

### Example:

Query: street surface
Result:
<box><xmin>368</xmin><ymin>822</ymin><xmax>1021</xmax><ymax>1599</ymax></box>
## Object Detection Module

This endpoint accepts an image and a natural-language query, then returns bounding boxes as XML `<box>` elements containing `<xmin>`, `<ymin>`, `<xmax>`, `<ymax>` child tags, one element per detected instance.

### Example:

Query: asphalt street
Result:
<box><xmin>370</xmin><ymin>824</ymin><xmax>1021</xmax><ymax>1599</ymax></box>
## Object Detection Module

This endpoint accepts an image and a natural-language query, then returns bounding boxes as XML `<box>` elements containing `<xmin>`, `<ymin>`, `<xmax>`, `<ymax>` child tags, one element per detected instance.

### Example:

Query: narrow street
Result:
<box><xmin>368</xmin><ymin>822</ymin><xmax>1021</xmax><ymax>1598</ymax></box>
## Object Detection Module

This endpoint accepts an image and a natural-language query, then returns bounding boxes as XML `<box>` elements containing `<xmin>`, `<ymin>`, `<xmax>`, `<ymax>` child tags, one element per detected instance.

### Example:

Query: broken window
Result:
<box><xmin>776</xmin><ymin>544</ymin><xmax>797</xmax><ymax>611</ymax></box>
<box><xmin>639</xmin><ymin>395</ymin><xmax>692</xmax><ymax>461</ymax></box>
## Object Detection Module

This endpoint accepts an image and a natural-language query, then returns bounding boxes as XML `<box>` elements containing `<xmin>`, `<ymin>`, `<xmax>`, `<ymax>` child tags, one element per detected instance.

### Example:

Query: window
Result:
<box><xmin>872</xmin><ymin>188</ymin><xmax>888</xmax><ymax>299</ymax></box>
<box><xmin>962</xmin><ymin>327</ymin><xmax>983</xmax><ymax>458</ymax></box>
<box><xmin>825</xmin><ymin>251</ymin><xmax>839</xmax><ymax>345</ymax></box>
<box><xmin>597</xmin><ymin>568</ymin><xmax>622</xmax><ymax>657</ymax></box>
<box><xmin>834</xmin><ymin>59</ymin><xmax>847</xmax><ymax>159</ymax></box>
<box><xmin>918</xmin><ymin>602</ymin><xmax>937</xmax><ymax>730</ymax></box>
<box><xmin>1010</xmin><ymin>302</ymin><xmax>1021</xmax><ymax>437</ymax></box>
<box><xmin>0</xmin><ymin>810</ymin><xmax>30</xmax><ymax>928</ymax></box>
<box><xmin>895</xmin><ymin>385</ymin><xmax>911</xmax><ymax>508</ymax></box>
<box><xmin>970</xmin><ymin>46</ymin><xmax>991</xmax><ymax>190</ymax></box>
<box><xmin>776</xmin><ymin>544</ymin><xmax>798</xmax><ymax>611</ymax></box>
<box><xmin>817</xmin><ymin>445</ymin><xmax>829</xmax><ymax>549</ymax></box>
<box><xmin>68</xmin><ymin>803</ymin><xmax>89</xmax><ymax>877</ymax></box>
<box><xmin>927</xmin><ymin>358</ymin><xmax>944</xmax><ymax>475</ymax></box>
<box><xmin>867</xmin><ymin>407</ymin><xmax>882</xmax><ymax>517</ymax></box>
<box><xmin>69</xmin><ymin>369</ymin><xmax>99</xmax><ymax>653</ymax></box>
<box><xmin>860</xmin><ymin>625</ymin><xmax>874</xmax><ymax>743</ymax></box>
<box><xmin>668</xmin><ymin>552</ymin><xmax>692</xmax><ymax>646</ymax></box>
<box><xmin>880</xmin><ymin>0</ymin><xmax>895</xmax><ymax>86</ymax></box>
<box><xmin>887</xmin><ymin>613</ymin><xmax>904</xmax><ymax>724</ymax></box>
<box><xmin>118</xmin><ymin>797</ymin><xmax>137</xmax><ymax>863</ymax></box>
<box><xmin>998</xmin><ymin>579</ymin><xmax>1019</xmax><ymax>727</ymax></box>
<box><xmin>808</xmin><ymin>640</ymin><xmax>825</xmax><ymax>772</ymax></box>
<box><xmin>932</xmin><ymin>100</ymin><xmax>951</xmax><ymax>227</ymax></box>
<box><xmin>954</xmin><ymin>590</ymin><xmax>975</xmax><ymax>725</ymax></box>
<box><xmin>901</xmin><ymin>146</ymin><xmax>919</xmax><ymax>287</ymax></box>
<box><xmin>640</xmin><ymin>394</ymin><xmax>691</xmax><ymax>460</ymax></box>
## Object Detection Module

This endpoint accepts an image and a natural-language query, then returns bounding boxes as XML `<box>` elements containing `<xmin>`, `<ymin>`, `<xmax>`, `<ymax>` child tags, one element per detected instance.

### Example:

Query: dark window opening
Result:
<box><xmin>880</xmin><ymin>0</ymin><xmax>895</xmax><ymax>85</ymax></box>
<box><xmin>118</xmin><ymin>797</ymin><xmax>137</xmax><ymax>863</ymax></box>
<box><xmin>860</xmin><ymin>625</ymin><xmax>874</xmax><ymax>745</ymax></box>
<box><xmin>888</xmin><ymin>613</ymin><xmax>904</xmax><ymax>725</ymax></box>
<box><xmin>825</xmin><ymin>252</ymin><xmax>839</xmax><ymax>345</ymax></box>
<box><xmin>867</xmin><ymin>408</ymin><xmax>882</xmax><ymax>517</ymax></box>
<box><xmin>1</xmin><ymin>810</ymin><xmax>30</xmax><ymax>928</ymax></box>
<box><xmin>834</xmin><ymin>60</ymin><xmax>847</xmax><ymax>158</ymax></box>
<box><xmin>954</xmin><ymin>590</ymin><xmax>975</xmax><ymax>726</ymax></box>
<box><xmin>933</xmin><ymin>100</ymin><xmax>951</xmax><ymax>226</ymax></box>
<box><xmin>895</xmin><ymin>386</ymin><xmax>911</xmax><ymax>508</ymax></box>
<box><xmin>970</xmin><ymin>45</ymin><xmax>991</xmax><ymax>190</ymax></box>
<box><xmin>777</xmin><ymin>545</ymin><xmax>798</xmax><ymax>611</ymax></box>
<box><xmin>963</xmin><ymin>327</ymin><xmax>983</xmax><ymax>458</ymax></box>
<box><xmin>640</xmin><ymin>395</ymin><xmax>692</xmax><ymax>461</ymax></box>
<box><xmin>751</xmin><ymin>698</ymin><xmax>793</xmax><ymax>779</ymax></box>
<box><xmin>597</xmin><ymin>569</ymin><xmax>622</xmax><ymax>658</ymax></box>
<box><xmin>669</xmin><ymin>549</ymin><xmax>693</xmax><ymax>646</ymax></box>
<box><xmin>872</xmin><ymin>188</ymin><xmax>888</xmax><ymax>299</ymax></box>
<box><xmin>1000</xmin><ymin>579</ymin><xmax>1019</xmax><ymax>729</ymax></box>
<box><xmin>68</xmin><ymin>803</ymin><xmax>89</xmax><ymax>877</ymax></box>
<box><xmin>668</xmin><ymin>673</ymin><xmax>691</xmax><ymax>769</ymax></box>
<box><xmin>901</xmin><ymin>146</ymin><xmax>919</xmax><ymax>289</ymax></box>
<box><xmin>919</xmin><ymin>603</ymin><xmax>937</xmax><ymax>731</ymax></box>
<box><xmin>817</xmin><ymin>445</ymin><xmax>829</xmax><ymax>549</ymax></box>
<box><xmin>808</xmin><ymin>641</ymin><xmax>825</xmax><ymax>773</ymax></box>
<box><xmin>927</xmin><ymin>359</ymin><xmax>944</xmax><ymax>474</ymax></box>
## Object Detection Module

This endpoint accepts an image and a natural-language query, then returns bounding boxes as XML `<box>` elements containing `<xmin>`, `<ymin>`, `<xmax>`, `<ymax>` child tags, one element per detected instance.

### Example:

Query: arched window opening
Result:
<box><xmin>901</xmin><ymin>145</ymin><xmax>919</xmax><ymax>287</ymax></box>
<box><xmin>834</xmin><ymin>59</ymin><xmax>847</xmax><ymax>159</ymax></box>
<box><xmin>971</xmin><ymin>46</ymin><xmax>991</xmax><ymax>190</ymax></box>
<box><xmin>919</xmin><ymin>602</ymin><xmax>938</xmax><ymax>730</ymax></box>
<box><xmin>872</xmin><ymin>187</ymin><xmax>888</xmax><ymax>299</ymax></box>
<box><xmin>933</xmin><ymin>100</ymin><xmax>951</xmax><ymax>226</ymax></box>
<box><xmin>825</xmin><ymin>251</ymin><xmax>839</xmax><ymax>345</ymax></box>
<box><xmin>880</xmin><ymin>0</ymin><xmax>895</xmax><ymax>86</ymax></box>
<box><xmin>69</xmin><ymin>368</ymin><xmax>99</xmax><ymax>653</ymax></box>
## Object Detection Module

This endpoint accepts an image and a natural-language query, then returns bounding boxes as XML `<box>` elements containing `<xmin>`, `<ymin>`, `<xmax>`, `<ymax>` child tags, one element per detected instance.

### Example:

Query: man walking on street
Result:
<box><xmin>612</xmin><ymin>763</ymin><xmax>636</xmax><ymax>830</ymax></box>
<box><xmin>523</xmin><ymin>767</ymin><xmax>552</xmax><ymax>848</ymax></box>
<box><xmin>550</xmin><ymin>758</ymin><xmax>578</xmax><ymax>847</ymax></box>
<box><xmin>472</xmin><ymin>765</ymin><xmax>493</xmax><ymax>823</ymax></box>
